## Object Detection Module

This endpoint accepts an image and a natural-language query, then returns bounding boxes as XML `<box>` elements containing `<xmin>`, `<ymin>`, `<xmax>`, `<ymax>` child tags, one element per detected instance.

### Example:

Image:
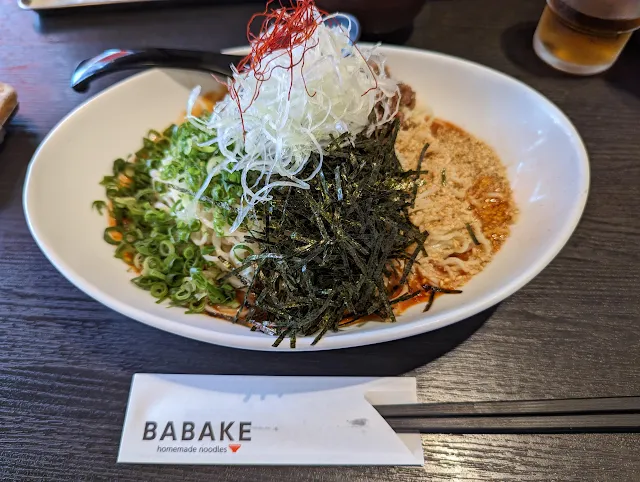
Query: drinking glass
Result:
<box><xmin>534</xmin><ymin>0</ymin><xmax>640</xmax><ymax>75</ymax></box>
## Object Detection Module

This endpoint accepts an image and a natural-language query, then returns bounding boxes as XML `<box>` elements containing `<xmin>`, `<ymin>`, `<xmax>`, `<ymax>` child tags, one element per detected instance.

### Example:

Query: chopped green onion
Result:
<box><xmin>162</xmin><ymin>125</ymin><xmax>175</xmax><ymax>138</ymax></box>
<box><xmin>189</xmin><ymin>219</ymin><xmax>202</xmax><ymax>232</ymax></box>
<box><xmin>165</xmin><ymin>273</ymin><xmax>183</xmax><ymax>287</ymax></box>
<box><xmin>105</xmin><ymin>186</ymin><xmax>119</xmax><ymax>200</ymax></box>
<box><xmin>103</xmin><ymin>227</ymin><xmax>123</xmax><ymax>245</ymax></box>
<box><xmin>150</xmin><ymin>282</ymin><xmax>169</xmax><ymax>299</ymax></box>
<box><xmin>114</xmin><ymin>243</ymin><xmax>136</xmax><ymax>261</ymax></box>
<box><xmin>113</xmin><ymin>158</ymin><xmax>126</xmax><ymax>175</ymax></box>
<box><xmin>147</xmin><ymin>269</ymin><xmax>166</xmax><ymax>281</ymax></box>
<box><xmin>201</xmin><ymin>245</ymin><xmax>216</xmax><ymax>256</ymax></box>
<box><xmin>92</xmin><ymin>200</ymin><xmax>107</xmax><ymax>215</ymax></box>
<box><xmin>197</xmin><ymin>144</ymin><xmax>216</xmax><ymax>153</ymax></box>
<box><xmin>158</xmin><ymin>240</ymin><xmax>175</xmax><ymax>258</ymax></box>
<box><xmin>132</xmin><ymin>276</ymin><xmax>155</xmax><ymax>289</ymax></box>
<box><xmin>228</xmin><ymin>171</ymin><xmax>241</xmax><ymax>183</ymax></box>
<box><xmin>147</xmin><ymin>129</ymin><xmax>162</xmax><ymax>141</ymax></box>
<box><xmin>135</xmin><ymin>239</ymin><xmax>159</xmax><ymax>256</ymax></box>
<box><xmin>124</xmin><ymin>231</ymin><xmax>139</xmax><ymax>244</ymax></box>
<box><xmin>133</xmin><ymin>253</ymin><xmax>145</xmax><ymax>271</ymax></box>
<box><xmin>187</xmin><ymin>298</ymin><xmax>207</xmax><ymax>314</ymax></box>
<box><xmin>183</xmin><ymin>245</ymin><xmax>196</xmax><ymax>260</ymax></box>
<box><xmin>142</xmin><ymin>256</ymin><xmax>163</xmax><ymax>273</ymax></box>
<box><xmin>231</xmin><ymin>244</ymin><xmax>255</xmax><ymax>262</ymax></box>
<box><xmin>172</xmin><ymin>286</ymin><xmax>192</xmax><ymax>302</ymax></box>
<box><xmin>165</xmin><ymin>256</ymin><xmax>184</xmax><ymax>273</ymax></box>
<box><xmin>97</xmin><ymin>114</ymin><xmax>261</xmax><ymax>320</ymax></box>
<box><xmin>211</xmin><ymin>184</ymin><xmax>225</xmax><ymax>201</ymax></box>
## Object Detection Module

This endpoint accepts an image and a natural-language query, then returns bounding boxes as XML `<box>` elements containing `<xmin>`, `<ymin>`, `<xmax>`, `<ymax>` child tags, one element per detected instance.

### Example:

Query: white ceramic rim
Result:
<box><xmin>23</xmin><ymin>45</ymin><xmax>590</xmax><ymax>351</ymax></box>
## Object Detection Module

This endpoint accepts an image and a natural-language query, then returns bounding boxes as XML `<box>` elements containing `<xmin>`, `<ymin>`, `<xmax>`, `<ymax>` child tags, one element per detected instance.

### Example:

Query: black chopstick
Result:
<box><xmin>375</xmin><ymin>396</ymin><xmax>640</xmax><ymax>418</ymax></box>
<box><xmin>385</xmin><ymin>413</ymin><xmax>640</xmax><ymax>434</ymax></box>
<box><xmin>374</xmin><ymin>396</ymin><xmax>640</xmax><ymax>434</ymax></box>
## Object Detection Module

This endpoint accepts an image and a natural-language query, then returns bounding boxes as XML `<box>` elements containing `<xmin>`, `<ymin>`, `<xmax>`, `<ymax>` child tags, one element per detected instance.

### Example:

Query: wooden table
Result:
<box><xmin>1</xmin><ymin>0</ymin><xmax>639</xmax><ymax>479</ymax></box>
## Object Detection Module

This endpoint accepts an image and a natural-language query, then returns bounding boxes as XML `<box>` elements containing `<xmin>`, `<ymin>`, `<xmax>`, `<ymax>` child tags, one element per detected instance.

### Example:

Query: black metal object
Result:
<box><xmin>71</xmin><ymin>48</ymin><xmax>245</xmax><ymax>92</ymax></box>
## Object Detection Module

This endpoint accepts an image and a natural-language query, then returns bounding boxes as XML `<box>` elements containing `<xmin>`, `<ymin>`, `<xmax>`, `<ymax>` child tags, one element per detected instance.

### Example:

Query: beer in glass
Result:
<box><xmin>534</xmin><ymin>0</ymin><xmax>640</xmax><ymax>75</ymax></box>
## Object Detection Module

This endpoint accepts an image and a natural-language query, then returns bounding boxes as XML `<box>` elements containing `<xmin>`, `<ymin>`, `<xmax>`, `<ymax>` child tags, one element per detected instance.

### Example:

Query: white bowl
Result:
<box><xmin>23</xmin><ymin>45</ymin><xmax>589</xmax><ymax>351</ymax></box>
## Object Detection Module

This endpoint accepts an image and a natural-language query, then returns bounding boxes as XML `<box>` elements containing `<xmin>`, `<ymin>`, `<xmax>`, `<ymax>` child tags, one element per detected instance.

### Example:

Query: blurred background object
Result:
<box><xmin>19</xmin><ymin>0</ymin><xmax>422</xmax><ymax>44</ymax></box>
<box><xmin>316</xmin><ymin>0</ymin><xmax>425</xmax><ymax>42</ymax></box>
<box><xmin>0</xmin><ymin>82</ymin><xmax>18</xmax><ymax>144</ymax></box>
<box><xmin>18</xmin><ymin>0</ymin><xmax>258</xmax><ymax>10</ymax></box>
<box><xmin>534</xmin><ymin>0</ymin><xmax>640</xmax><ymax>75</ymax></box>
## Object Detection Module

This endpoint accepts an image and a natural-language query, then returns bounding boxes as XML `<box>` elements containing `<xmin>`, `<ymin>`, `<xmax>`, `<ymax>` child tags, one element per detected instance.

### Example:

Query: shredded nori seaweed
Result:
<box><xmin>421</xmin><ymin>284</ymin><xmax>463</xmax><ymax>312</ymax></box>
<box><xmin>228</xmin><ymin>120</ymin><xmax>431</xmax><ymax>347</ymax></box>
<box><xmin>466</xmin><ymin>222</ymin><xmax>480</xmax><ymax>246</ymax></box>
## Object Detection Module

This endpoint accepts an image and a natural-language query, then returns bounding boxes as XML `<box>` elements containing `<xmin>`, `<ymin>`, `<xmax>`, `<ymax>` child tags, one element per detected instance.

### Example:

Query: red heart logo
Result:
<box><xmin>229</xmin><ymin>444</ymin><xmax>241</xmax><ymax>453</ymax></box>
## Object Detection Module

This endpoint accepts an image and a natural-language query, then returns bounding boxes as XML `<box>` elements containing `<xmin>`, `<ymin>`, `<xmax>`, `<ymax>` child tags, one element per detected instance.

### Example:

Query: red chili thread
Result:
<box><xmin>352</xmin><ymin>41</ymin><xmax>379</xmax><ymax>97</ymax></box>
<box><xmin>217</xmin><ymin>1</ymin><xmax>378</xmax><ymax>137</ymax></box>
<box><xmin>231</xmin><ymin>0</ymin><xmax>329</xmax><ymax>135</ymax></box>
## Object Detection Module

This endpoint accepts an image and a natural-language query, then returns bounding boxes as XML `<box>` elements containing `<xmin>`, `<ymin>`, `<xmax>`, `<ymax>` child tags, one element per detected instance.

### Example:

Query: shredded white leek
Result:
<box><xmin>187</xmin><ymin>10</ymin><xmax>399</xmax><ymax>231</ymax></box>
